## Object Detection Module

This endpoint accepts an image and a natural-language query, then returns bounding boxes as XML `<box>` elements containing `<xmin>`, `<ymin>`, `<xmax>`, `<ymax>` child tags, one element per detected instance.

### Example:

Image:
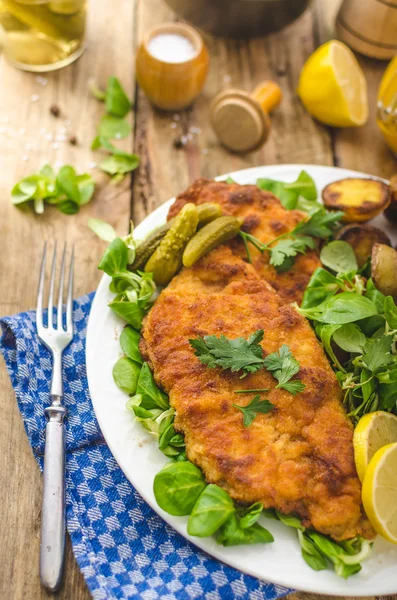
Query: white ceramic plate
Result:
<box><xmin>86</xmin><ymin>165</ymin><xmax>397</xmax><ymax>596</ymax></box>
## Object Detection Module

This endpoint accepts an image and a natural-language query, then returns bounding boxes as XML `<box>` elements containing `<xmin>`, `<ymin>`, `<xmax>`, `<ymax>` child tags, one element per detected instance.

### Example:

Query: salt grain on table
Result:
<box><xmin>31</xmin><ymin>94</ymin><xmax>39</xmax><ymax>102</ymax></box>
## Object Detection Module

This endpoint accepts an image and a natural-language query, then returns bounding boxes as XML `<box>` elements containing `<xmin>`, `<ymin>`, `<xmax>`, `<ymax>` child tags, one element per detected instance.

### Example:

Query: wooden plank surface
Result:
<box><xmin>0</xmin><ymin>0</ymin><xmax>136</xmax><ymax>598</ymax></box>
<box><xmin>0</xmin><ymin>0</ymin><xmax>396</xmax><ymax>599</ymax></box>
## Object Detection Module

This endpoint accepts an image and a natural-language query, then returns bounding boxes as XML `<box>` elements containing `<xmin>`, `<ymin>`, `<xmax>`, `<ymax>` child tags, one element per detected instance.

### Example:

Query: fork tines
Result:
<box><xmin>37</xmin><ymin>243</ymin><xmax>74</xmax><ymax>334</ymax></box>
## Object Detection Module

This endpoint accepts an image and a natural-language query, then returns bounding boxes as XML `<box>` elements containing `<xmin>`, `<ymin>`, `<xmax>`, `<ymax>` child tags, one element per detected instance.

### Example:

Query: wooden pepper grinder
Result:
<box><xmin>210</xmin><ymin>81</ymin><xmax>282</xmax><ymax>153</ymax></box>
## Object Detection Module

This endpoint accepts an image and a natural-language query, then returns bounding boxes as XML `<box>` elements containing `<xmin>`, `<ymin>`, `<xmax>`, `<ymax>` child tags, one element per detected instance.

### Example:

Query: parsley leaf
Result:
<box><xmin>292</xmin><ymin>208</ymin><xmax>344</xmax><ymax>238</ymax></box>
<box><xmin>263</xmin><ymin>345</ymin><xmax>305</xmax><ymax>394</ymax></box>
<box><xmin>233</xmin><ymin>395</ymin><xmax>274</xmax><ymax>427</ymax></box>
<box><xmin>269</xmin><ymin>236</ymin><xmax>316</xmax><ymax>269</ymax></box>
<box><xmin>361</xmin><ymin>335</ymin><xmax>394</xmax><ymax>373</ymax></box>
<box><xmin>189</xmin><ymin>330</ymin><xmax>265</xmax><ymax>376</ymax></box>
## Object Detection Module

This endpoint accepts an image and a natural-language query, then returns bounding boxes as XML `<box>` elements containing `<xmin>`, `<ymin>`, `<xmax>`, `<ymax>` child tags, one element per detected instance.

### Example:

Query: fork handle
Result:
<box><xmin>40</xmin><ymin>404</ymin><xmax>67</xmax><ymax>592</ymax></box>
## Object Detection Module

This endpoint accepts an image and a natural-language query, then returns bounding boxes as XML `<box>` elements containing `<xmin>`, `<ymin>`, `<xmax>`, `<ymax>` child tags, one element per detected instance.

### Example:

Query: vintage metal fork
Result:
<box><xmin>37</xmin><ymin>243</ymin><xmax>74</xmax><ymax>592</ymax></box>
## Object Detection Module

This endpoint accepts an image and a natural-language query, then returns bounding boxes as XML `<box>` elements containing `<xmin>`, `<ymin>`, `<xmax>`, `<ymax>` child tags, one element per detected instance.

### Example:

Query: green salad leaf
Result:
<box><xmin>105</xmin><ymin>76</ymin><xmax>131</xmax><ymax>117</ymax></box>
<box><xmin>112</xmin><ymin>357</ymin><xmax>141</xmax><ymax>394</ymax></box>
<box><xmin>187</xmin><ymin>485</ymin><xmax>235</xmax><ymax>537</ymax></box>
<box><xmin>320</xmin><ymin>241</ymin><xmax>358</xmax><ymax>274</ymax></box>
<box><xmin>11</xmin><ymin>164</ymin><xmax>95</xmax><ymax>215</ymax></box>
<box><xmin>217</xmin><ymin>513</ymin><xmax>274</xmax><ymax>546</ymax></box>
<box><xmin>256</xmin><ymin>170</ymin><xmax>317</xmax><ymax>210</ymax></box>
<box><xmin>120</xmin><ymin>325</ymin><xmax>143</xmax><ymax>364</ymax></box>
<box><xmin>153</xmin><ymin>462</ymin><xmax>206</xmax><ymax>516</ymax></box>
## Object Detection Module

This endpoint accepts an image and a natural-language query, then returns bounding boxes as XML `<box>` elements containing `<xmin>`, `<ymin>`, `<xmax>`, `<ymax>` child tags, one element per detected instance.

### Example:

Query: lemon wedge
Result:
<box><xmin>354</xmin><ymin>411</ymin><xmax>397</xmax><ymax>482</ymax></box>
<box><xmin>362</xmin><ymin>442</ymin><xmax>397</xmax><ymax>544</ymax></box>
<box><xmin>297</xmin><ymin>40</ymin><xmax>368</xmax><ymax>127</ymax></box>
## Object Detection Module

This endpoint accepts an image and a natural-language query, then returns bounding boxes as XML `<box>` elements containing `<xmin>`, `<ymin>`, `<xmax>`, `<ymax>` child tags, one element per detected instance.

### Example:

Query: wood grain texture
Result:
<box><xmin>132</xmin><ymin>0</ymin><xmax>333</xmax><ymax>224</ymax></box>
<box><xmin>0</xmin><ymin>0</ymin><xmax>397</xmax><ymax>598</ymax></box>
<box><xmin>0</xmin><ymin>1</ymin><xmax>135</xmax><ymax>599</ymax></box>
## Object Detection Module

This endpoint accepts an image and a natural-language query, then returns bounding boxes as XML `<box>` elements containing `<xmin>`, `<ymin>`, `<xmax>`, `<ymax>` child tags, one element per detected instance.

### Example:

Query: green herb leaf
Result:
<box><xmin>89</xmin><ymin>78</ymin><xmax>106</xmax><ymax>101</ymax></box>
<box><xmin>105</xmin><ymin>76</ymin><xmax>131</xmax><ymax>118</ymax></box>
<box><xmin>239</xmin><ymin>502</ymin><xmax>264</xmax><ymax>529</ymax></box>
<box><xmin>109</xmin><ymin>297</ymin><xmax>145</xmax><ymax>329</ymax></box>
<box><xmin>189</xmin><ymin>329</ymin><xmax>265</xmax><ymax>376</ymax></box>
<box><xmin>98</xmin><ymin>237</ymin><xmax>128</xmax><ymax>275</ymax></box>
<box><xmin>153</xmin><ymin>462</ymin><xmax>206</xmax><ymax>516</ymax></box>
<box><xmin>298</xmin><ymin>530</ymin><xmax>328</xmax><ymax>571</ymax></box>
<box><xmin>320</xmin><ymin>241</ymin><xmax>358</xmax><ymax>274</ymax></box>
<box><xmin>112</xmin><ymin>357</ymin><xmax>141</xmax><ymax>394</ymax></box>
<box><xmin>269</xmin><ymin>236</ymin><xmax>316</xmax><ymax>269</ymax></box>
<box><xmin>384</xmin><ymin>295</ymin><xmax>397</xmax><ymax>330</ymax></box>
<box><xmin>217</xmin><ymin>513</ymin><xmax>274</xmax><ymax>546</ymax></box>
<box><xmin>298</xmin><ymin>292</ymin><xmax>378</xmax><ymax>325</ymax></box>
<box><xmin>263</xmin><ymin>345</ymin><xmax>305</xmax><ymax>394</ymax></box>
<box><xmin>233</xmin><ymin>395</ymin><xmax>274</xmax><ymax>427</ymax></box>
<box><xmin>99</xmin><ymin>154</ymin><xmax>139</xmax><ymax>175</ymax></box>
<box><xmin>257</xmin><ymin>178</ymin><xmax>298</xmax><ymax>210</ymax></box>
<box><xmin>11</xmin><ymin>165</ymin><xmax>95</xmax><ymax>215</ymax></box>
<box><xmin>136</xmin><ymin>362</ymin><xmax>169</xmax><ymax>410</ymax></box>
<box><xmin>88</xmin><ymin>217</ymin><xmax>117</xmax><ymax>242</ymax></box>
<box><xmin>301</xmin><ymin>268</ymin><xmax>340</xmax><ymax>309</ymax></box>
<box><xmin>285</xmin><ymin>170</ymin><xmax>317</xmax><ymax>200</ymax></box>
<box><xmin>332</xmin><ymin>323</ymin><xmax>366</xmax><ymax>353</ymax></box>
<box><xmin>98</xmin><ymin>115</ymin><xmax>131</xmax><ymax>139</ymax></box>
<box><xmin>187</xmin><ymin>484</ymin><xmax>235</xmax><ymax>537</ymax></box>
<box><xmin>361</xmin><ymin>335</ymin><xmax>394</xmax><ymax>372</ymax></box>
<box><xmin>120</xmin><ymin>325</ymin><xmax>143</xmax><ymax>364</ymax></box>
<box><xmin>276</xmin><ymin>511</ymin><xmax>304</xmax><ymax>530</ymax></box>
<box><xmin>293</xmin><ymin>208</ymin><xmax>344</xmax><ymax>239</ymax></box>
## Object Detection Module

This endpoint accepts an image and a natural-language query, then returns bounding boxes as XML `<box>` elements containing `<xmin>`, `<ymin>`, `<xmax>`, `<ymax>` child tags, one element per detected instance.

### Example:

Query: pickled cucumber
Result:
<box><xmin>196</xmin><ymin>203</ymin><xmax>222</xmax><ymax>227</ymax></box>
<box><xmin>182</xmin><ymin>216</ymin><xmax>242</xmax><ymax>268</ymax></box>
<box><xmin>145</xmin><ymin>203</ymin><xmax>199</xmax><ymax>286</ymax></box>
<box><xmin>130</xmin><ymin>223</ymin><xmax>171</xmax><ymax>271</ymax></box>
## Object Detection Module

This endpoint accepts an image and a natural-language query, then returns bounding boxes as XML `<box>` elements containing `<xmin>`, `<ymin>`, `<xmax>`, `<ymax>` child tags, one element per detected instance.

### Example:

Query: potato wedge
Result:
<box><xmin>371</xmin><ymin>243</ymin><xmax>397</xmax><ymax>301</ymax></box>
<box><xmin>336</xmin><ymin>223</ymin><xmax>391</xmax><ymax>267</ymax></box>
<box><xmin>322</xmin><ymin>178</ymin><xmax>390</xmax><ymax>223</ymax></box>
<box><xmin>384</xmin><ymin>174</ymin><xmax>397</xmax><ymax>223</ymax></box>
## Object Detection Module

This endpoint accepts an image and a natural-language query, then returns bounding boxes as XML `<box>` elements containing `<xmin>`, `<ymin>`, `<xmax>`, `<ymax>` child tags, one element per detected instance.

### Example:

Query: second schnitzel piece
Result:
<box><xmin>168</xmin><ymin>178</ymin><xmax>321</xmax><ymax>304</ymax></box>
<box><xmin>141</xmin><ymin>246</ymin><xmax>374</xmax><ymax>541</ymax></box>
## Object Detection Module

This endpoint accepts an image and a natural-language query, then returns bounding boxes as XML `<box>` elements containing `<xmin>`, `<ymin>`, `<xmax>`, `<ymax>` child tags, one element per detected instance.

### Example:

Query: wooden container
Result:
<box><xmin>336</xmin><ymin>0</ymin><xmax>397</xmax><ymax>60</ymax></box>
<box><xmin>136</xmin><ymin>23</ymin><xmax>209</xmax><ymax>111</ymax></box>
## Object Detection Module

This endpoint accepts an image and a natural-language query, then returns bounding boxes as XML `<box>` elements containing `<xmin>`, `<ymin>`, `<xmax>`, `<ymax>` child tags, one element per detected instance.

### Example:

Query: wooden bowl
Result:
<box><xmin>136</xmin><ymin>23</ymin><xmax>209</xmax><ymax>111</ymax></box>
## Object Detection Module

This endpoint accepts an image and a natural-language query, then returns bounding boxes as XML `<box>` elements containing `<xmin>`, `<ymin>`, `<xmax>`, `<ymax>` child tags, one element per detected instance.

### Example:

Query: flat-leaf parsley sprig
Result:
<box><xmin>189</xmin><ymin>329</ymin><xmax>265</xmax><ymax>376</ymax></box>
<box><xmin>232</xmin><ymin>395</ymin><xmax>275</xmax><ymax>427</ymax></box>
<box><xmin>240</xmin><ymin>208</ymin><xmax>344</xmax><ymax>272</ymax></box>
<box><xmin>189</xmin><ymin>329</ymin><xmax>305</xmax><ymax>393</ymax></box>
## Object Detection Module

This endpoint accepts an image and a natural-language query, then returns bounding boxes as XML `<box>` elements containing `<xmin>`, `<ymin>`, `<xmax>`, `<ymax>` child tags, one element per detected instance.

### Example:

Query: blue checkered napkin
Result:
<box><xmin>0</xmin><ymin>293</ymin><xmax>292</xmax><ymax>600</ymax></box>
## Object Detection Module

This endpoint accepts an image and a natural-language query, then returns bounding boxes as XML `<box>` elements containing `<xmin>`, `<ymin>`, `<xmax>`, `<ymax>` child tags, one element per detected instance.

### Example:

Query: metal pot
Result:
<box><xmin>164</xmin><ymin>0</ymin><xmax>310</xmax><ymax>38</ymax></box>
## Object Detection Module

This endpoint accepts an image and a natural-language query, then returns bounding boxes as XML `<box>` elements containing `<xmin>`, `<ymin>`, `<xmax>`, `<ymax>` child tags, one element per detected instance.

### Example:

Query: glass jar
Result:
<box><xmin>0</xmin><ymin>0</ymin><xmax>86</xmax><ymax>71</ymax></box>
<box><xmin>377</xmin><ymin>57</ymin><xmax>397</xmax><ymax>158</ymax></box>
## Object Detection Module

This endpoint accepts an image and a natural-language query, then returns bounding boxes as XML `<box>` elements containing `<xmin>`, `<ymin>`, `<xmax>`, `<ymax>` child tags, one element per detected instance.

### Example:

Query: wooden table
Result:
<box><xmin>0</xmin><ymin>0</ymin><xmax>396</xmax><ymax>598</ymax></box>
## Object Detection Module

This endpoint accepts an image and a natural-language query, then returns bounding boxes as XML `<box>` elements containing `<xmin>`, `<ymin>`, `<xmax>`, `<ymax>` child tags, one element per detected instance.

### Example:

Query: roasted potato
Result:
<box><xmin>384</xmin><ymin>174</ymin><xmax>397</xmax><ymax>223</ymax></box>
<box><xmin>336</xmin><ymin>223</ymin><xmax>391</xmax><ymax>267</ymax></box>
<box><xmin>371</xmin><ymin>243</ymin><xmax>397</xmax><ymax>301</ymax></box>
<box><xmin>322</xmin><ymin>178</ymin><xmax>390</xmax><ymax>223</ymax></box>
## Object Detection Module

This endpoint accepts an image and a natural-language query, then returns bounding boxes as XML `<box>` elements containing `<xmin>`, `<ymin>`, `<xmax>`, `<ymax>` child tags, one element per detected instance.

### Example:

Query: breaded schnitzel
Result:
<box><xmin>141</xmin><ymin>246</ymin><xmax>374</xmax><ymax>541</ymax></box>
<box><xmin>168</xmin><ymin>179</ymin><xmax>321</xmax><ymax>305</ymax></box>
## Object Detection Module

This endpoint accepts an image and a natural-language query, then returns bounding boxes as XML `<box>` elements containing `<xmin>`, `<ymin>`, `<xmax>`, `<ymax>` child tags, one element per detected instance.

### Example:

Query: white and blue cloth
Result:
<box><xmin>0</xmin><ymin>293</ymin><xmax>291</xmax><ymax>600</ymax></box>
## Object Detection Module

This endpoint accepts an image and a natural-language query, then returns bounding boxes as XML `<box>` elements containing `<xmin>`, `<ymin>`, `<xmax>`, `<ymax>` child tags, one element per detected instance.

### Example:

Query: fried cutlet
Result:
<box><xmin>168</xmin><ymin>179</ymin><xmax>321</xmax><ymax>305</ymax></box>
<box><xmin>141</xmin><ymin>246</ymin><xmax>374</xmax><ymax>541</ymax></box>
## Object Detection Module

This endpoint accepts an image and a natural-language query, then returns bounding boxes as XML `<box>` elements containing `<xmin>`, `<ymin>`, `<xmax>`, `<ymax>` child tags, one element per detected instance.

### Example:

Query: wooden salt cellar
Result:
<box><xmin>336</xmin><ymin>0</ymin><xmax>397</xmax><ymax>60</ymax></box>
<box><xmin>210</xmin><ymin>81</ymin><xmax>282</xmax><ymax>153</ymax></box>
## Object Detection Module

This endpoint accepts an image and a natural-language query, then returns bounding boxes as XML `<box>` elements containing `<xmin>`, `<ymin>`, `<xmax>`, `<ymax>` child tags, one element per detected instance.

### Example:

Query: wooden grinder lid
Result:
<box><xmin>210</xmin><ymin>90</ymin><xmax>271</xmax><ymax>153</ymax></box>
